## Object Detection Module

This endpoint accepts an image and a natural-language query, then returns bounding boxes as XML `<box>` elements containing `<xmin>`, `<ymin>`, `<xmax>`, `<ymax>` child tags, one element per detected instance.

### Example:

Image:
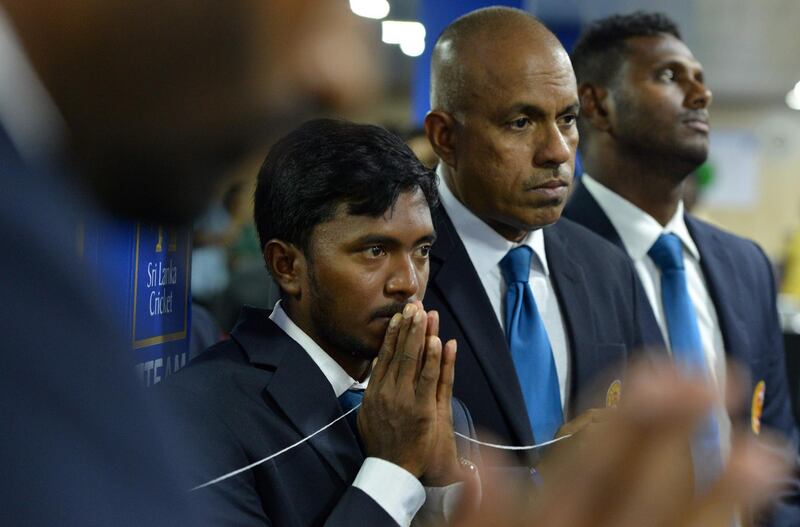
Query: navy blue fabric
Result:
<box><xmin>425</xmin><ymin>206</ymin><xmax>654</xmax><ymax>465</ymax></box>
<box><xmin>338</xmin><ymin>389</ymin><xmax>365</xmax><ymax>413</ymax></box>
<box><xmin>0</xmin><ymin>126</ymin><xmax>203</xmax><ymax>525</ymax></box>
<box><xmin>564</xmin><ymin>181</ymin><xmax>800</xmax><ymax>526</ymax></box>
<box><xmin>159</xmin><ymin>306</ymin><xmax>481</xmax><ymax>526</ymax></box>
<box><xmin>500</xmin><ymin>246</ymin><xmax>563</xmax><ymax>443</ymax></box>
<box><xmin>338</xmin><ymin>389</ymin><xmax>365</xmax><ymax>447</ymax></box>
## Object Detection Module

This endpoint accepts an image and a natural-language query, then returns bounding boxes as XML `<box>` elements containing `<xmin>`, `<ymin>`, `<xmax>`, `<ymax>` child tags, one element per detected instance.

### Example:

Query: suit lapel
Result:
<box><xmin>566</xmin><ymin>185</ymin><xmax>665</xmax><ymax>350</ymax></box>
<box><xmin>543</xmin><ymin>224</ymin><xmax>600</xmax><ymax>417</ymax></box>
<box><xmin>431</xmin><ymin>208</ymin><xmax>534</xmax><ymax>445</ymax></box>
<box><xmin>566</xmin><ymin>182</ymin><xmax>626</xmax><ymax>251</ymax></box>
<box><xmin>685</xmin><ymin>217</ymin><xmax>750</xmax><ymax>364</ymax></box>
<box><xmin>232</xmin><ymin>308</ymin><xmax>363</xmax><ymax>484</ymax></box>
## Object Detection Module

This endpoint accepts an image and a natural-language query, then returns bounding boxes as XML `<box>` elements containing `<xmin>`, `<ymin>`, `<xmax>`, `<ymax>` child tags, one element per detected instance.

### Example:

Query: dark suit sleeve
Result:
<box><xmin>750</xmin><ymin>244</ymin><xmax>800</xmax><ymax>527</ymax></box>
<box><xmin>160</xmin><ymin>385</ymin><xmax>399</xmax><ymax>527</ymax></box>
<box><xmin>326</xmin><ymin>488</ymin><xmax>400</xmax><ymax>526</ymax></box>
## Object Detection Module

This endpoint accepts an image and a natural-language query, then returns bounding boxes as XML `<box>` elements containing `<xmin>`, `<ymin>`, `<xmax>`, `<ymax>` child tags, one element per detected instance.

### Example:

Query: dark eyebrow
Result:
<box><xmin>507</xmin><ymin>103</ymin><xmax>546</xmax><ymax>119</ymax></box>
<box><xmin>419</xmin><ymin>232</ymin><xmax>437</xmax><ymax>246</ymax></box>
<box><xmin>558</xmin><ymin>103</ymin><xmax>581</xmax><ymax>116</ymax></box>
<box><xmin>656</xmin><ymin>59</ymin><xmax>704</xmax><ymax>75</ymax></box>
<box><xmin>506</xmin><ymin>102</ymin><xmax>580</xmax><ymax>119</ymax></box>
<box><xmin>352</xmin><ymin>232</ymin><xmax>437</xmax><ymax>248</ymax></box>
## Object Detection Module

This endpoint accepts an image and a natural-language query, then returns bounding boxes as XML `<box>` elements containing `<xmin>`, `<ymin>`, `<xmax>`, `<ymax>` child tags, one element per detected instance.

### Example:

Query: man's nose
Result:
<box><xmin>533</xmin><ymin>123</ymin><xmax>572</xmax><ymax>169</ymax></box>
<box><xmin>385</xmin><ymin>255</ymin><xmax>420</xmax><ymax>300</ymax></box>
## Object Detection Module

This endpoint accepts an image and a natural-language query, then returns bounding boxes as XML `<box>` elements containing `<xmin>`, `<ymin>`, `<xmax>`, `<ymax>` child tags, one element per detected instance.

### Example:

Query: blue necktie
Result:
<box><xmin>500</xmin><ymin>246</ymin><xmax>563</xmax><ymax>443</ymax></box>
<box><xmin>338</xmin><ymin>388</ymin><xmax>365</xmax><ymax>445</ymax></box>
<box><xmin>649</xmin><ymin>233</ymin><xmax>723</xmax><ymax>492</ymax></box>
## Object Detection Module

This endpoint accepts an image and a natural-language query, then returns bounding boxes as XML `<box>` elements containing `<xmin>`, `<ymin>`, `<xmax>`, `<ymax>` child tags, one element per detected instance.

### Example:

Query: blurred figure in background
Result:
<box><xmin>191</xmin><ymin>166</ymin><xmax>260</xmax><ymax>331</ymax></box>
<box><xmin>0</xmin><ymin>0</ymin><xmax>376</xmax><ymax>524</ymax></box>
<box><xmin>564</xmin><ymin>11</ymin><xmax>799</xmax><ymax>524</ymax></box>
<box><xmin>191</xmin><ymin>179</ymin><xmax>250</xmax><ymax>305</ymax></box>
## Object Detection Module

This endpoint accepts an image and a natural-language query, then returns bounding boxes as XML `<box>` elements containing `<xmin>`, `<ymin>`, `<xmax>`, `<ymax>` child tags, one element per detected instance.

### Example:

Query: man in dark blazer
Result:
<box><xmin>564</xmin><ymin>11</ymin><xmax>799</xmax><ymax>524</ymax></box>
<box><xmin>422</xmin><ymin>7</ymin><xmax>655</xmax><ymax>457</ymax></box>
<box><xmin>161</xmin><ymin>120</ymin><xmax>480</xmax><ymax>526</ymax></box>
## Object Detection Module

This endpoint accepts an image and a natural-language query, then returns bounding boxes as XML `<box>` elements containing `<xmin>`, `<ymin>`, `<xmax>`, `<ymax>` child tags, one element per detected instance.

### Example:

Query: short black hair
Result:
<box><xmin>254</xmin><ymin>118</ymin><xmax>438</xmax><ymax>254</ymax></box>
<box><xmin>571</xmin><ymin>11</ymin><xmax>682</xmax><ymax>87</ymax></box>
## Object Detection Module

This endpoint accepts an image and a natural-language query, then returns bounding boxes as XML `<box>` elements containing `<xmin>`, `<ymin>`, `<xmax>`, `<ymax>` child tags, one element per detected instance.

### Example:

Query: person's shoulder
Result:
<box><xmin>549</xmin><ymin>217</ymin><xmax>631</xmax><ymax>264</ymax></box>
<box><xmin>159</xmin><ymin>336</ymin><xmax>263</xmax><ymax>401</ymax></box>
<box><xmin>686</xmin><ymin>214</ymin><xmax>769</xmax><ymax>263</ymax></box>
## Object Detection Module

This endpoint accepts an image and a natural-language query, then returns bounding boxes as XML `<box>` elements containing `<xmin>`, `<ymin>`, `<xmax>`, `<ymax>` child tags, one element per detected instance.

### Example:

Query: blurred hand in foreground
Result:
<box><xmin>452</xmin><ymin>361</ymin><xmax>792</xmax><ymax>527</ymax></box>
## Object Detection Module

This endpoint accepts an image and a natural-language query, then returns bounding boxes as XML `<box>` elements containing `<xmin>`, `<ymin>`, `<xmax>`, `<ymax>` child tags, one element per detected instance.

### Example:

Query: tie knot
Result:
<box><xmin>500</xmin><ymin>246</ymin><xmax>533</xmax><ymax>284</ymax></box>
<box><xmin>338</xmin><ymin>388</ymin><xmax>365</xmax><ymax>412</ymax></box>
<box><xmin>648</xmin><ymin>233</ymin><xmax>685</xmax><ymax>271</ymax></box>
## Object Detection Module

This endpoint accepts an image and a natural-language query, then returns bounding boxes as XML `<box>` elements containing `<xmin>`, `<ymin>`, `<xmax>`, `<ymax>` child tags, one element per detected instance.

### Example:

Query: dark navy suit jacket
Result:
<box><xmin>160</xmin><ymin>306</ymin><xmax>480</xmax><ymax>527</ymax></box>
<box><xmin>423</xmin><ymin>207</ymin><xmax>656</xmax><ymax>461</ymax></box>
<box><xmin>564</xmin><ymin>181</ymin><xmax>800</xmax><ymax>526</ymax></box>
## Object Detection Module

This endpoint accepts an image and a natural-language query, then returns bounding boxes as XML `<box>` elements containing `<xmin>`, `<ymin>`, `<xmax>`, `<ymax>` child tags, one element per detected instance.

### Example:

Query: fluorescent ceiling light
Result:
<box><xmin>349</xmin><ymin>0</ymin><xmax>390</xmax><ymax>20</ymax></box>
<box><xmin>382</xmin><ymin>21</ymin><xmax>426</xmax><ymax>57</ymax></box>
<box><xmin>400</xmin><ymin>39</ymin><xmax>425</xmax><ymax>57</ymax></box>
<box><xmin>787</xmin><ymin>83</ymin><xmax>800</xmax><ymax>110</ymax></box>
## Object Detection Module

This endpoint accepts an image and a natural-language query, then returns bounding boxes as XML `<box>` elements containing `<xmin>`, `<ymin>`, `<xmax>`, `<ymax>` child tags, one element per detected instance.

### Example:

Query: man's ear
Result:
<box><xmin>424</xmin><ymin>110</ymin><xmax>459</xmax><ymax>168</ymax></box>
<box><xmin>579</xmin><ymin>83</ymin><xmax>612</xmax><ymax>133</ymax></box>
<box><xmin>264</xmin><ymin>240</ymin><xmax>305</xmax><ymax>298</ymax></box>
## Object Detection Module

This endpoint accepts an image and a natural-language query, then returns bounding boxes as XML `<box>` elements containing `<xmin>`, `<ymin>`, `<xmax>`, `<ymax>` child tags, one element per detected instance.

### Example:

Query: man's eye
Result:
<box><xmin>366</xmin><ymin>246</ymin><xmax>386</xmax><ymax>258</ymax></box>
<box><xmin>510</xmin><ymin>117</ymin><xmax>531</xmax><ymax>130</ymax></box>
<box><xmin>560</xmin><ymin>114</ymin><xmax>577</xmax><ymax>126</ymax></box>
<box><xmin>658</xmin><ymin>68</ymin><xmax>675</xmax><ymax>82</ymax></box>
<box><xmin>415</xmin><ymin>245</ymin><xmax>432</xmax><ymax>258</ymax></box>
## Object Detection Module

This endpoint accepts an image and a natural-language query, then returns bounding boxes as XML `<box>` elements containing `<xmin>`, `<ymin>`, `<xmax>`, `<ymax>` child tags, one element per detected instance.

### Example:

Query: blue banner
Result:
<box><xmin>81</xmin><ymin>219</ymin><xmax>192</xmax><ymax>387</ymax></box>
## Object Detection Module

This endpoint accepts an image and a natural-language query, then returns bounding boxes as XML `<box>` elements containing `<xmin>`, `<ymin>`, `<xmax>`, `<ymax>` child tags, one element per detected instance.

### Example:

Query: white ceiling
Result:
<box><xmin>528</xmin><ymin>0</ymin><xmax>800</xmax><ymax>103</ymax></box>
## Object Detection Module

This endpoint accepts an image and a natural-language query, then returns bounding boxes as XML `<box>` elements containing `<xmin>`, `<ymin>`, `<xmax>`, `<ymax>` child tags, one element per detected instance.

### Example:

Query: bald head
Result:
<box><xmin>430</xmin><ymin>7</ymin><xmax>567</xmax><ymax>114</ymax></box>
<box><xmin>424</xmin><ymin>6</ymin><xmax>579</xmax><ymax>239</ymax></box>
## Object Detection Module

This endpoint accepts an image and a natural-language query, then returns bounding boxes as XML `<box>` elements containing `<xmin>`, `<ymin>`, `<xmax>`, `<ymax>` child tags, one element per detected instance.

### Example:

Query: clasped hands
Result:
<box><xmin>357</xmin><ymin>301</ymin><xmax>466</xmax><ymax>487</ymax></box>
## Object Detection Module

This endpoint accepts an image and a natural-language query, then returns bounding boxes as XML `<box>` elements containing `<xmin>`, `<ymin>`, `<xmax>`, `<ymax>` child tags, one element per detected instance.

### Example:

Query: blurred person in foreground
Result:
<box><xmin>563</xmin><ymin>11</ymin><xmax>800</xmax><ymax>525</ymax></box>
<box><xmin>451</xmin><ymin>361</ymin><xmax>792</xmax><ymax>527</ymax></box>
<box><xmin>159</xmin><ymin>119</ymin><xmax>479</xmax><ymax>526</ymax></box>
<box><xmin>423</xmin><ymin>6</ymin><xmax>657</xmax><ymax>465</ymax></box>
<box><xmin>0</xmin><ymin>0</ymin><xmax>375</xmax><ymax>524</ymax></box>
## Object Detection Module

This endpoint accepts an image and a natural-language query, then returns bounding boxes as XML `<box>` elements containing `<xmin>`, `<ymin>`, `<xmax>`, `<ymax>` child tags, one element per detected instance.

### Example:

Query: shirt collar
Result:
<box><xmin>269</xmin><ymin>301</ymin><xmax>366</xmax><ymax>397</ymax></box>
<box><xmin>581</xmin><ymin>174</ymin><xmax>700</xmax><ymax>262</ymax></box>
<box><xmin>436</xmin><ymin>164</ymin><xmax>549</xmax><ymax>276</ymax></box>
<box><xmin>0</xmin><ymin>7</ymin><xmax>65</xmax><ymax>164</ymax></box>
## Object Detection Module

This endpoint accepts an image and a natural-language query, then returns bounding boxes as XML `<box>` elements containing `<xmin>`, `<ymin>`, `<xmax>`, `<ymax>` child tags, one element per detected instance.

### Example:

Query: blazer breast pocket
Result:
<box><xmin>572</xmin><ymin>342</ymin><xmax>628</xmax><ymax>413</ymax></box>
<box><xmin>595</xmin><ymin>342</ymin><xmax>627</xmax><ymax>365</ymax></box>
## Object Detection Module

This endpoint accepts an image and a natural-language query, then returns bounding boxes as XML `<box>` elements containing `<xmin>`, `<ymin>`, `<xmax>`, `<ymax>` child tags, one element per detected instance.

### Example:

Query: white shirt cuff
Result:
<box><xmin>352</xmin><ymin>457</ymin><xmax>425</xmax><ymax>527</ymax></box>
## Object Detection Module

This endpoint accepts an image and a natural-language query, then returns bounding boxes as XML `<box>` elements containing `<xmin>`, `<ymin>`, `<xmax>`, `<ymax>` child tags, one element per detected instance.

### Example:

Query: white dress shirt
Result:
<box><xmin>581</xmin><ymin>174</ymin><xmax>731</xmax><ymax>459</ymax></box>
<box><xmin>270</xmin><ymin>302</ymin><xmax>462</xmax><ymax>526</ymax></box>
<box><xmin>0</xmin><ymin>7</ymin><xmax>64</xmax><ymax>164</ymax></box>
<box><xmin>437</xmin><ymin>166</ymin><xmax>571</xmax><ymax>411</ymax></box>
